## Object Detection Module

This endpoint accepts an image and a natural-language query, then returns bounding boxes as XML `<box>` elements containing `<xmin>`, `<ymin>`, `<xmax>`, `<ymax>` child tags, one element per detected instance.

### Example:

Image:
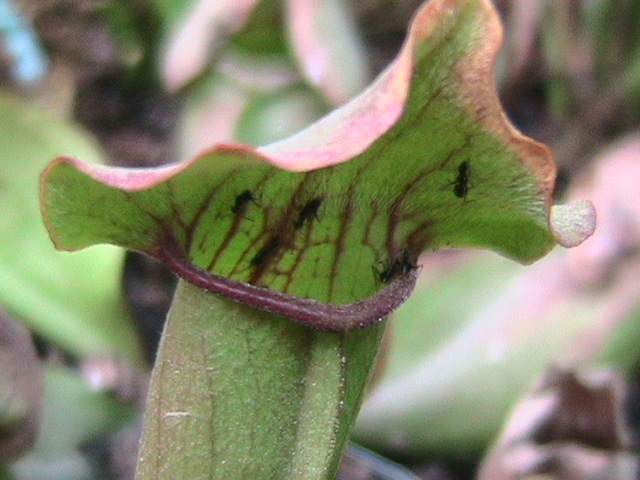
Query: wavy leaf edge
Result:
<box><xmin>40</xmin><ymin>0</ymin><xmax>591</xmax><ymax>332</ymax></box>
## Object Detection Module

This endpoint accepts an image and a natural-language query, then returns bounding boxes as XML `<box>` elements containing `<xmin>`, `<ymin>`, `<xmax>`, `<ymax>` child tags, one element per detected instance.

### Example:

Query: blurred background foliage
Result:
<box><xmin>0</xmin><ymin>0</ymin><xmax>639</xmax><ymax>479</ymax></box>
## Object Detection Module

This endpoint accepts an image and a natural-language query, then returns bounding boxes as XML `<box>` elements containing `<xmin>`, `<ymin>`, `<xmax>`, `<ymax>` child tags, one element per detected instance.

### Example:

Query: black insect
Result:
<box><xmin>232</xmin><ymin>190</ymin><xmax>258</xmax><ymax>216</ymax></box>
<box><xmin>250</xmin><ymin>235</ymin><xmax>283</xmax><ymax>266</ymax></box>
<box><xmin>377</xmin><ymin>249</ymin><xmax>419</xmax><ymax>283</ymax></box>
<box><xmin>452</xmin><ymin>161</ymin><xmax>471</xmax><ymax>200</ymax></box>
<box><xmin>294</xmin><ymin>198</ymin><xmax>323</xmax><ymax>229</ymax></box>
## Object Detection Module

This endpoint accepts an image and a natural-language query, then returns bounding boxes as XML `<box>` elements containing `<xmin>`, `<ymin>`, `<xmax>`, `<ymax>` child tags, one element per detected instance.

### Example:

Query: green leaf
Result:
<box><xmin>0</xmin><ymin>95</ymin><xmax>142</xmax><ymax>362</ymax></box>
<box><xmin>42</xmin><ymin>0</ymin><xmax>561</xmax><ymax>316</ymax></box>
<box><xmin>39</xmin><ymin>0</ymin><xmax>592</xmax><ymax>479</ymax></box>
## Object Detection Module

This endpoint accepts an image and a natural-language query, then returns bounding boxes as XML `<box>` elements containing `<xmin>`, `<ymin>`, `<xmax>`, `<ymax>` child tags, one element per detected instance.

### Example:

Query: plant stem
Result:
<box><xmin>134</xmin><ymin>280</ymin><xmax>385</xmax><ymax>480</ymax></box>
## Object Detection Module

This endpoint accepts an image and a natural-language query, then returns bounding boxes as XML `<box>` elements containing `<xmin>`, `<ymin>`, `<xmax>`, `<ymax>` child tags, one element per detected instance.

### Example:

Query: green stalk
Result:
<box><xmin>135</xmin><ymin>280</ymin><xmax>385</xmax><ymax>480</ymax></box>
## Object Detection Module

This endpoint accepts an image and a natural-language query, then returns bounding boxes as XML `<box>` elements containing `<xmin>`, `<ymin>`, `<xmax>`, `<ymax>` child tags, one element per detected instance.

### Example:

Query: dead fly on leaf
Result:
<box><xmin>250</xmin><ymin>235</ymin><xmax>283</xmax><ymax>266</ymax></box>
<box><xmin>376</xmin><ymin>249</ymin><xmax>419</xmax><ymax>283</ymax></box>
<box><xmin>294</xmin><ymin>198</ymin><xmax>323</xmax><ymax>229</ymax></box>
<box><xmin>232</xmin><ymin>190</ymin><xmax>259</xmax><ymax>216</ymax></box>
<box><xmin>452</xmin><ymin>161</ymin><xmax>471</xmax><ymax>201</ymax></box>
